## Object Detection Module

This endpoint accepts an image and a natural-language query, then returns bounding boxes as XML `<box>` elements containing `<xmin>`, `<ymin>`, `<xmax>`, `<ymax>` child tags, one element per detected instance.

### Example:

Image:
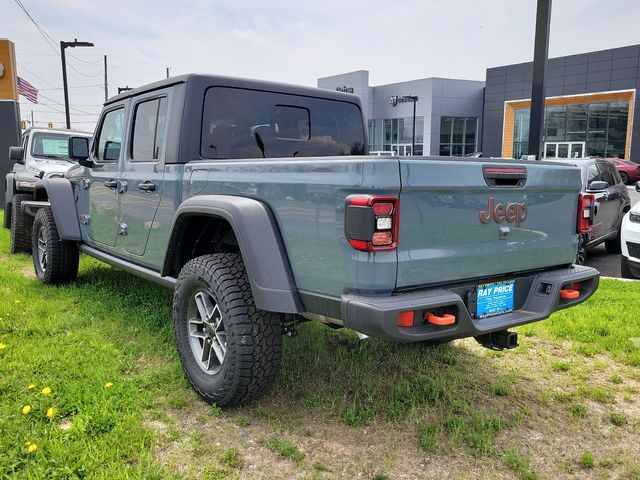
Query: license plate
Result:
<box><xmin>476</xmin><ymin>281</ymin><xmax>515</xmax><ymax>319</ymax></box>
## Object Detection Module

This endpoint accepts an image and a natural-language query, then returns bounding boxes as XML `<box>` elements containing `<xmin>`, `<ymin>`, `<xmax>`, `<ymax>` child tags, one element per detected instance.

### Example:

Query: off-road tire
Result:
<box><xmin>173</xmin><ymin>253</ymin><xmax>282</xmax><ymax>407</ymax></box>
<box><xmin>32</xmin><ymin>207</ymin><xmax>79</xmax><ymax>285</ymax></box>
<box><xmin>621</xmin><ymin>256</ymin><xmax>636</xmax><ymax>279</ymax></box>
<box><xmin>605</xmin><ymin>225</ymin><xmax>622</xmax><ymax>254</ymax></box>
<box><xmin>10</xmin><ymin>194</ymin><xmax>34</xmax><ymax>253</ymax></box>
<box><xmin>3</xmin><ymin>201</ymin><xmax>11</xmax><ymax>229</ymax></box>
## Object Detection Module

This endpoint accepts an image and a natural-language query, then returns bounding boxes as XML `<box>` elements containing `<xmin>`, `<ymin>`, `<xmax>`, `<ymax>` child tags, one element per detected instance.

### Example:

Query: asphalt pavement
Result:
<box><xmin>585</xmin><ymin>185</ymin><xmax>640</xmax><ymax>278</ymax></box>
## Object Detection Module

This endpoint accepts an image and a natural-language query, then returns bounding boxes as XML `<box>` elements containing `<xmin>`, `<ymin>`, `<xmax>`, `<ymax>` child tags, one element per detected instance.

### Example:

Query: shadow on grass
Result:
<box><xmin>73</xmin><ymin>260</ymin><xmax>547</xmax><ymax>456</ymax></box>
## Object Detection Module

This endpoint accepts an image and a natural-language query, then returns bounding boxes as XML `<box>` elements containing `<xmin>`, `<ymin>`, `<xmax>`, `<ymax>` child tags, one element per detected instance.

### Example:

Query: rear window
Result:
<box><xmin>201</xmin><ymin>87</ymin><xmax>365</xmax><ymax>159</ymax></box>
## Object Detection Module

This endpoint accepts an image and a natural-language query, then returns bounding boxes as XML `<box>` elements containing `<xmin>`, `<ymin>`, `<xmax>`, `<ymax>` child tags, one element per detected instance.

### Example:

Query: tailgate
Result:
<box><xmin>396</xmin><ymin>158</ymin><xmax>582</xmax><ymax>289</ymax></box>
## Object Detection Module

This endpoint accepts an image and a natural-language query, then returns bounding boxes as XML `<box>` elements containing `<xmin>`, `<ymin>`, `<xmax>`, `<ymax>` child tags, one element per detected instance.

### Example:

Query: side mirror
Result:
<box><xmin>636</xmin><ymin>181</ymin><xmax>640</xmax><ymax>193</ymax></box>
<box><xmin>9</xmin><ymin>146</ymin><xmax>24</xmax><ymax>164</ymax></box>
<box><xmin>68</xmin><ymin>136</ymin><xmax>92</xmax><ymax>167</ymax></box>
<box><xmin>588</xmin><ymin>180</ymin><xmax>608</xmax><ymax>192</ymax></box>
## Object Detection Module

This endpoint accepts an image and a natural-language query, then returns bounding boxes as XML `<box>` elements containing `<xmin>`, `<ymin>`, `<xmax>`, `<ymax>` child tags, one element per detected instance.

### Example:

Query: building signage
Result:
<box><xmin>390</xmin><ymin>95</ymin><xmax>417</xmax><ymax>107</ymax></box>
<box><xmin>336</xmin><ymin>86</ymin><xmax>354</xmax><ymax>93</ymax></box>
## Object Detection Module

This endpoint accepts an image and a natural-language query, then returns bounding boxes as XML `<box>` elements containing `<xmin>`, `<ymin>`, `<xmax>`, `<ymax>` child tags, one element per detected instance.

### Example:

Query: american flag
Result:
<box><xmin>17</xmin><ymin>76</ymin><xmax>38</xmax><ymax>104</ymax></box>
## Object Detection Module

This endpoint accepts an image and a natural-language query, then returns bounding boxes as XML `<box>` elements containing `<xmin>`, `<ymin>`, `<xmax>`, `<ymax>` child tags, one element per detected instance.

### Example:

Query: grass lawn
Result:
<box><xmin>0</xmin><ymin>209</ymin><xmax>639</xmax><ymax>479</ymax></box>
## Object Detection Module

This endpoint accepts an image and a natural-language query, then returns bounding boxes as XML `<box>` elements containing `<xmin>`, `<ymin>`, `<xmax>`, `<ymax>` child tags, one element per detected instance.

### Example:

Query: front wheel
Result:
<box><xmin>619</xmin><ymin>172</ymin><xmax>629</xmax><ymax>185</ymax></box>
<box><xmin>10</xmin><ymin>194</ymin><xmax>33</xmax><ymax>253</ymax></box>
<box><xmin>173</xmin><ymin>253</ymin><xmax>282</xmax><ymax>407</ymax></box>
<box><xmin>32</xmin><ymin>207</ymin><xmax>79</xmax><ymax>285</ymax></box>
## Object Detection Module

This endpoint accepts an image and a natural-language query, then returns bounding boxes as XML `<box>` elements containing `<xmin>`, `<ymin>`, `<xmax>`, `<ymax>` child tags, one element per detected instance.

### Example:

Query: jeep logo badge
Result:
<box><xmin>479</xmin><ymin>197</ymin><xmax>527</xmax><ymax>227</ymax></box>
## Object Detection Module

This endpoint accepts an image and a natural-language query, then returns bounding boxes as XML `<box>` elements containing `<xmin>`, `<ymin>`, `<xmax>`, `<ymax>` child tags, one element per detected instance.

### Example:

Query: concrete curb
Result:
<box><xmin>601</xmin><ymin>276</ymin><xmax>640</xmax><ymax>282</ymax></box>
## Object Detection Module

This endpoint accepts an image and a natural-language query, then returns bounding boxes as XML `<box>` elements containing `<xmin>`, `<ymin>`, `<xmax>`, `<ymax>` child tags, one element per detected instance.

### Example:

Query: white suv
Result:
<box><xmin>621</xmin><ymin>182</ymin><xmax>640</xmax><ymax>279</ymax></box>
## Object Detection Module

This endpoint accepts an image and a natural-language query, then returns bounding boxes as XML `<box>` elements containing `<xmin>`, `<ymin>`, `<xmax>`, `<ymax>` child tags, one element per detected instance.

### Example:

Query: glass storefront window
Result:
<box><xmin>439</xmin><ymin>116</ymin><xmax>477</xmax><ymax>156</ymax></box>
<box><xmin>376</xmin><ymin>116</ymin><xmax>424</xmax><ymax>155</ymax></box>
<box><xmin>512</xmin><ymin>101</ymin><xmax>629</xmax><ymax>159</ymax></box>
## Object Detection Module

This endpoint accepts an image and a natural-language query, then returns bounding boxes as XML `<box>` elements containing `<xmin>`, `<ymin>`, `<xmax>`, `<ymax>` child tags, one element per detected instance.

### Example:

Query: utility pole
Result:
<box><xmin>60</xmin><ymin>39</ymin><xmax>94</xmax><ymax>129</ymax></box>
<box><xmin>166</xmin><ymin>67</ymin><xmax>170</xmax><ymax>79</ymax></box>
<box><xmin>104</xmin><ymin>55</ymin><xmax>108</xmax><ymax>102</ymax></box>
<box><xmin>528</xmin><ymin>0</ymin><xmax>552</xmax><ymax>160</ymax></box>
<box><xmin>30</xmin><ymin>110</ymin><xmax>34</xmax><ymax>127</ymax></box>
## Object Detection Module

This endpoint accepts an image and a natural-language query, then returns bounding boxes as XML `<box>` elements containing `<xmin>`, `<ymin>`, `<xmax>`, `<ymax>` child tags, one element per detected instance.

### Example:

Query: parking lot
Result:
<box><xmin>586</xmin><ymin>185</ymin><xmax>639</xmax><ymax>278</ymax></box>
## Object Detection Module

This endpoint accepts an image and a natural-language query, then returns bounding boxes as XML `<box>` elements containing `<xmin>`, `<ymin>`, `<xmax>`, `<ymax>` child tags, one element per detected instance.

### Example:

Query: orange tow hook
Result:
<box><xmin>559</xmin><ymin>289</ymin><xmax>580</xmax><ymax>300</ymax></box>
<box><xmin>426</xmin><ymin>312</ymin><xmax>456</xmax><ymax>326</ymax></box>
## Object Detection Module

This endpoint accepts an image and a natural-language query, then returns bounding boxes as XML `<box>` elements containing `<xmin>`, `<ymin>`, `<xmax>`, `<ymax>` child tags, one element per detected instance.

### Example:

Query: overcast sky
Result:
<box><xmin>3</xmin><ymin>0</ymin><xmax>640</xmax><ymax>131</ymax></box>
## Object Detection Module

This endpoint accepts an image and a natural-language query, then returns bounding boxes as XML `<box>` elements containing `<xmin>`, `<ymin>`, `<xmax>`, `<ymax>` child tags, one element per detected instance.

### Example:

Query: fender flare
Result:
<box><xmin>163</xmin><ymin>195</ymin><xmax>303</xmax><ymax>314</ymax></box>
<box><xmin>38</xmin><ymin>178</ymin><xmax>81</xmax><ymax>241</ymax></box>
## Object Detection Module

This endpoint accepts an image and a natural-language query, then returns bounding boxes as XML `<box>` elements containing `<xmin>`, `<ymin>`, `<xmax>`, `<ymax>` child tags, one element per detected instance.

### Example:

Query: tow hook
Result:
<box><xmin>475</xmin><ymin>330</ymin><xmax>518</xmax><ymax>351</ymax></box>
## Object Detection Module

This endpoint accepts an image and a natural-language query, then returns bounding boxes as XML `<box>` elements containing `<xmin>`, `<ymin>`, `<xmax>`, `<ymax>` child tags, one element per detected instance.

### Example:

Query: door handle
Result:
<box><xmin>104</xmin><ymin>179</ymin><xmax>117</xmax><ymax>189</ymax></box>
<box><xmin>138</xmin><ymin>181</ymin><xmax>156</xmax><ymax>192</ymax></box>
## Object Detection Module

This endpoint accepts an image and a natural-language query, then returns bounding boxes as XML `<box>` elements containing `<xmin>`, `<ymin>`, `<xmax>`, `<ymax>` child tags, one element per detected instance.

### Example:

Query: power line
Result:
<box><xmin>12</xmin><ymin>0</ymin><xmax>100</xmax><ymax>78</ymax></box>
<box><xmin>38</xmin><ymin>93</ymin><xmax>101</xmax><ymax>115</ymax></box>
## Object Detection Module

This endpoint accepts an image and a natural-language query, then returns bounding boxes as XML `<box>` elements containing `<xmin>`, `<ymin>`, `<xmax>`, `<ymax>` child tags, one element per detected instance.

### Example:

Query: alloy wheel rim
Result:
<box><xmin>187</xmin><ymin>289</ymin><xmax>227</xmax><ymax>375</ymax></box>
<box><xmin>37</xmin><ymin>226</ymin><xmax>47</xmax><ymax>272</ymax></box>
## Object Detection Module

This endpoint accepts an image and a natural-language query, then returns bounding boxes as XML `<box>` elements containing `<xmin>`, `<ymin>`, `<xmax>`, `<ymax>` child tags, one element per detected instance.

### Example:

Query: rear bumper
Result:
<box><xmin>341</xmin><ymin>265</ymin><xmax>599</xmax><ymax>343</ymax></box>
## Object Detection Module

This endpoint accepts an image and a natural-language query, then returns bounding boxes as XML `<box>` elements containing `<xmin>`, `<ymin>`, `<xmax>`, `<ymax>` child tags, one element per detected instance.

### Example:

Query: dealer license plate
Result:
<box><xmin>476</xmin><ymin>281</ymin><xmax>515</xmax><ymax>319</ymax></box>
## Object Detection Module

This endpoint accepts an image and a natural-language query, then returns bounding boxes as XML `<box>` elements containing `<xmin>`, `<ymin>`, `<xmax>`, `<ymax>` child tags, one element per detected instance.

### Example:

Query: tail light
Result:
<box><xmin>345</xmin><ymin>195</ymin><xmax>399</xmax><ymax>251</ymax></box>
<box><xmin>577</xmin><ymin>193</ymin><xmax>595</xmax><ymax>234</ymax></box>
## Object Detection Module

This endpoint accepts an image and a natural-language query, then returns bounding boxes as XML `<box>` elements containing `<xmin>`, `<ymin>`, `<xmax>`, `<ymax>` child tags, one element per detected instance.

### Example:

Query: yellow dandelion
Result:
<box><xmin>41</xmin><ymin>386</ymin><xmax>52</xmax><ymax>396</ymax></box>
<box><xmin>21</xmin><ymin>405</ymin><xmax>32</xmax><ymax>415</ymax></box>
<box><xmin>27</xmin><ymin>443</ymin><xmax>37</xmax><ymax>453</ymax></box>
<box><xmin>0</xmin><ymin>343</ymin><xmax>6</xmax><ymax>350</ymax></box>
<box><xmin>14</xmin><ymin>300</ymin><xmax>20</xmax><ymax>304</ymax></box>
<box><xmin>27</xmin><ymin>384</ymin><xmax>36</xmax><ymax>390</ymax></box>
<box><xmin>104</xmin><ymin>382</ymin><xmax>113</xmax><ymax>388</ymax></box>
<box><xmin>46</xmin><ymin>407</ymin><xmax>55</xmax><ymax>419</ymax></box>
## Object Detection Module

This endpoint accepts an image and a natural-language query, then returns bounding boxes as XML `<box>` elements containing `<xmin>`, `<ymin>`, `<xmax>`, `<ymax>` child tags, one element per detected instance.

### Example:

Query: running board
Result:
<box><xmin>78</xmin><ymin>244</ymin><xmax>177</xmax><ymax>289</ymax></box>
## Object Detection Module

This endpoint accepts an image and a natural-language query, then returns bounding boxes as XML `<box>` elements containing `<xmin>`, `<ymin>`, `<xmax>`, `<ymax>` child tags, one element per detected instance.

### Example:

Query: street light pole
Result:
<box><xmin>411</xmin><ymin>98</ymin><xmax>417</xmax><ymax>154</ymax></box>
<box><xmin>60</xmin><ymin>39</ymin><xmax>94</xmax><ymax>129</ymax></box>
<box><xmin>399</xmin><ymin>95</ymin><xmax>419</xmax><ymax>154</ymax></box>
<box><xmin>529</xmin><ymin>0</ymin><xmax>552</xmax><ymax>159</ymax></box>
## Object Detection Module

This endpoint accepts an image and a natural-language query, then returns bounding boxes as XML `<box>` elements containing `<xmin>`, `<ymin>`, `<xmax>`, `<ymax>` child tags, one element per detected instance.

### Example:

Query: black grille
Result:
<box><xmin>628</xmin><ymin>242</ymin><xmax>640</xmax><ymax>259</ymax></box>
<box><xmin>630</xmin><ymin>212</ymin><xmax>640</xmax><ymax>223</ymax></box>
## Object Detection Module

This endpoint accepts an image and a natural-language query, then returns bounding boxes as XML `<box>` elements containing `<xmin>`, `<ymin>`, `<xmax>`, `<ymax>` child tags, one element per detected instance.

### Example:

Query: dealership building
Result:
<box><xmin>318</xmin><ymin>43</ymin><xmax>640</xmax><ymax>162</ymax></box>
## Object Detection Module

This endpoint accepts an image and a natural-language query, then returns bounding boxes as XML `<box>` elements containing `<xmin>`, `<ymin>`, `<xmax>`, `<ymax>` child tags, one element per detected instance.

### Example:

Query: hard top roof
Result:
<box><xmin>105</xmin><ymin>73</ymin><xmax>361</xmax><ymax>105</ymax></box>
<box><xmin>23</xmin><ymin>127</ymin><xmax>92</xmax><ymax>136</ymax></box>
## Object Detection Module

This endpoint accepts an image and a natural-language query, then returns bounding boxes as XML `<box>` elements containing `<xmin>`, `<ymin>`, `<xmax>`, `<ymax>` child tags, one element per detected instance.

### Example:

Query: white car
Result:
<box><xmin>621</xmin><ymin>182</ymin><xmax>640</xmax><ymax>279</ymax></box>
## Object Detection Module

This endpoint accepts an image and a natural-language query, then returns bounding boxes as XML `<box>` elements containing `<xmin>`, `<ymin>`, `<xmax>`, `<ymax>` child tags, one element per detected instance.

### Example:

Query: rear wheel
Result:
<box><xmin>576</xmin><ymin>234</ymin><xmax>588</xmax><ymax>265</ymax></box>
<box><xmin>10</xmin><ymin>194</ymin><xmax>34</xmax><ymax>253</ymax></box>
<box><xmin>32</xmin><ymin>207</ymin><xmax>79</xmax><ymax>285</ymax></box>
<box><xmin>173</xmin><ymin>253</ymin><xmax>282</xmax><ymax>407</ymax></box>
<box><xmin>619</xmin><ymin>172</ymin><xmax>629</xmax><ymax>185</ymax></box>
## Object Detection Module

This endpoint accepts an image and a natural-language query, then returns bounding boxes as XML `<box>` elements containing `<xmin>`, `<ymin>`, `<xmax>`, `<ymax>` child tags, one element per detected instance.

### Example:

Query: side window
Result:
<box><xmin>607</xmin><ymin>163</ymin><xmax>622</xmax><ymax>185</ymax></box>
<box><xmin>131</xmin><ymin>97</ymin><xmax>168</xmax><ymax>161</ymax></box>
<box><xmin>597</xmin><ymin>163</ymin><xmax>614</xmax><ymax>186</ymax></box>
<box><xmin>587</xmin><ymin>163</ymin><xmax>601</xmax><ymax>185</ymax></box>
<box><xmin>96</xmin><ymin>108</ymin><xmax>125</xmax><ymax>162</ymax></box>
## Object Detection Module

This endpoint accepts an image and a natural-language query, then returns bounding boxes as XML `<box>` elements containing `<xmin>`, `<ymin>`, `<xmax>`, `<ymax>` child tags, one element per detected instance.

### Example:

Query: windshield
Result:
<box><xmin>30</xmin><ymin>132</ymin><xmax>74</xmax><ymax>161</ymax></box>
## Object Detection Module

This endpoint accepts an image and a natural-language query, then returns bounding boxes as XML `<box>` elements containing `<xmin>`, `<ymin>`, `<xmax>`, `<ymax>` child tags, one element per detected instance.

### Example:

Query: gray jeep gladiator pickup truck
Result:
<box><xmin>26</xmin><ymin>74</ymin><xmax>599</xmax><ymax>406</ymax></box>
